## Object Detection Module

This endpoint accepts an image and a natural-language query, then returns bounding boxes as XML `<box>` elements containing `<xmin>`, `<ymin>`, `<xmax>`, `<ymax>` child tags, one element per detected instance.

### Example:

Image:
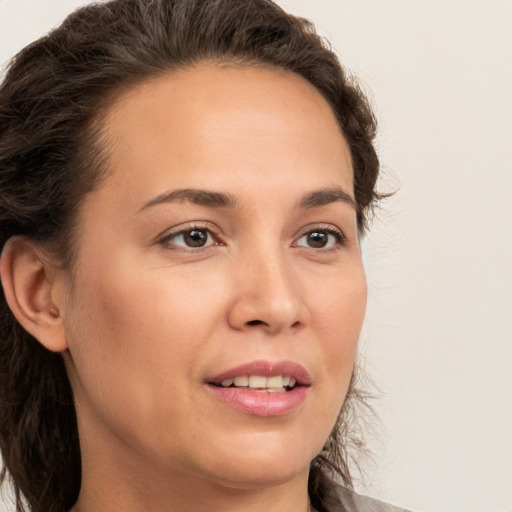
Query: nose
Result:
<box><xmin>227</xmin><ymin>247</ymin><xmax>310</xmax><ymax>335</ymax></box>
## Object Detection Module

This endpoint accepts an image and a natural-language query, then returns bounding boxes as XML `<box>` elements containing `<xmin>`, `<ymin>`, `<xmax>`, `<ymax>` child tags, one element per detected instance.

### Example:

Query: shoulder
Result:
<box><xmin>330</xmin><ymin>485</ymin><xmax>413</xmax><ymax>512</ymax></box>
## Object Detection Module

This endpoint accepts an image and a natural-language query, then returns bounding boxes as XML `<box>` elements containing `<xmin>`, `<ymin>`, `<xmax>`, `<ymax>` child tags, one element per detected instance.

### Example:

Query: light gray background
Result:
<box><xmin>0</xmin><ymin>1</ymin><xmax>511</xmax><ymax>511</ymax></box>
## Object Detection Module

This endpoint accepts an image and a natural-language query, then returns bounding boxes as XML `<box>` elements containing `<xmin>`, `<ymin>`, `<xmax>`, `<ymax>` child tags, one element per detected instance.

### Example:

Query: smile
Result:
<box><xmin>206</xmin><ymin>361</ymin><xmax>310</xmax><ymax>416</ymax></box>
<box><xmin>213</xmin><ymin>375</ymin><xmax>297</xmax><ymax>393</ymax></box>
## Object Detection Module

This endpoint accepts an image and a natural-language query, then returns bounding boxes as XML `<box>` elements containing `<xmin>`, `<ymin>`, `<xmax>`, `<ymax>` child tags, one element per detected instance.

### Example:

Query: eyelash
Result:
<box><xmin>159</xmin><ymin>222</ymin><xmax>221</xmax><ymax>251</ymax></box>
<box><xmin>294</xmin><ymin>225</ymin><xmax>346</xmax><ymax>251</ymax></box>
<box><xmin>158</xmin><ymin>223</ymin><xmax>346</xmax><ymax>251</ymax></box>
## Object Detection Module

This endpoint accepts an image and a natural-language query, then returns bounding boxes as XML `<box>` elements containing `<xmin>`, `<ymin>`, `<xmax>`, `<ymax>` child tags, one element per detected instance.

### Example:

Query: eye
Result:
<box><xmin>163</xmin><ymin>227</ymin><xmax>215</xmax><ymax>249</ymax></box>
<box><xmin>295</xmin><ymin>228</ymin><xmax>344</xmax><ymax>249</ymax></box>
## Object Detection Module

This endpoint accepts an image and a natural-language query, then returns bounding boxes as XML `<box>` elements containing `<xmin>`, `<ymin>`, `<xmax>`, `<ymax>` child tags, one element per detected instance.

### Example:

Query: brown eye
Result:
<box><xmin>296</xmin><ymin>228</ymin><xmax>343</xmax><ymax>249</ymax></box>
<box><xmin>164</xmin><ymin>228</ymin><xmax>214</xmax><ymax>249</ymax></box>
<box><xmin>306</xmin><ymin>231</ymin><xmax>329</xmax><ymax>248</ymax></box>
<box><xmin>183</xmin><ymin>229</ymin><xmax>209</xmax><ymax>247</ymax></box>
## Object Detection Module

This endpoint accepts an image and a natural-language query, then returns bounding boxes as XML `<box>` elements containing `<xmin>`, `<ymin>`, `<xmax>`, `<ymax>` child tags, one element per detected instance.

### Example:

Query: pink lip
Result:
<box><xmin>205</xmin><ymin>360</ymin><xmax>311</xmax><ymax>417</ymax></box>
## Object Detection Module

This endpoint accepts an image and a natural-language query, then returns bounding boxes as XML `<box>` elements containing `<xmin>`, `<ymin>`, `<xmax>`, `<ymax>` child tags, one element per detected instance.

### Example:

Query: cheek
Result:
<box><xmin>301</xmin><ymin>263</ymin><xmax>367</xmax><ymax>423</ymax></box>
<box><xmin>67</xmin><ymin>253</ymin><xmax>224</xmax><ymax>348</ymax></box>
<box><xmin>62</xmin><ymin>259</ymin><xmax>226</xmax><ymax>437</ymax></box>
<box><xmin>309</xmin><ymin>262</ymin><xmax>367</xmax><ymax>348</ymax></box>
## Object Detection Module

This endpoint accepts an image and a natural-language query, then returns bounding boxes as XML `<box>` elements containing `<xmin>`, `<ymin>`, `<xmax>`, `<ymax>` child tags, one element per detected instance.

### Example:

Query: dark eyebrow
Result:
<box><xmin>138</xmin><ymin>188</ymin><xmax>239</xmax><ymax>212</ymax></box>
<box><xmin>297</xmin><ymin>187</ymin><xmax>357</xmax><ymax>210</ymax></box>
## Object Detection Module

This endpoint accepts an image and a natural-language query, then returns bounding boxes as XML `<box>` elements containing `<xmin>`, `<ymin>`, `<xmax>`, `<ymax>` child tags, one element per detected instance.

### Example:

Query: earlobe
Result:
<box><xmin>0</xmin><ymin>236</ymin><xmax>69</xmax><ymax>352</ymax></box>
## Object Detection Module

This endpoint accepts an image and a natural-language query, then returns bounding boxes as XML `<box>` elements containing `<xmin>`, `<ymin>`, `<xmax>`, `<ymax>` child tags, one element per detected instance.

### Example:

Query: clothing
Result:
<box><xmin>326</xmin><ymin>485</ymin><xmax>413</xmax><ymax>512</ymax></box>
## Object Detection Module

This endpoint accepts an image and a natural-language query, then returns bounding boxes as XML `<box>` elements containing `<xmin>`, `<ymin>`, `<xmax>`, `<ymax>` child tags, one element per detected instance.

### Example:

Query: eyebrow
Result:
<box><xmin>297</xmin><ymin>187</ymin><xmax>357</xmax><ymax>211</ymax></box>
<box><xmin>137</xmin><ymin>186</ymin><xmax>356</xmax><ymax>213</ymax></box>
<box><xmin>138</xmin><ymin>188</ymin><xmax>239</xmax><ymax>212</ymax></box>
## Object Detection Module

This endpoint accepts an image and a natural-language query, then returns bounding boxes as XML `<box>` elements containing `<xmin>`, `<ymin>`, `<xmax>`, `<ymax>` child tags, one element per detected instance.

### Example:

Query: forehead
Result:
<box><xmin>96</xmin><ymin>64</ymin><xmax>353</xmax><ymax>206</ymax></box>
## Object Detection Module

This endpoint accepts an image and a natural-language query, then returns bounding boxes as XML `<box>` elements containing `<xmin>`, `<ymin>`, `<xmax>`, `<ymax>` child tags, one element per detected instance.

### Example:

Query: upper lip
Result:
<box><xmin>207</xmin><ymin>360</ymin><xmax>311</xmax><ymax>386</ymax></box>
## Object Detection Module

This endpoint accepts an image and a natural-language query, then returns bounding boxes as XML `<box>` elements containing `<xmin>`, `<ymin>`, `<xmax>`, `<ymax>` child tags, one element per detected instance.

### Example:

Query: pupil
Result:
<box><xmin>185</xmin><ymin>229</ymin><xmax>208</xmax><ymax>247</ymax></box>
<box><xmin>307</xmin><ymin>231</ymin><xmax>327</xmax><ymax>248</ymax></box>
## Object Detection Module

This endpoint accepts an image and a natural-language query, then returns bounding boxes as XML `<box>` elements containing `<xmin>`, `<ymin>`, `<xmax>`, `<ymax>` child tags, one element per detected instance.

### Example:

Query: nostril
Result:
<box><xmin>247</xmin><ymin>320</ymin><xmax>264</xmax><ymax>326</ymax></box>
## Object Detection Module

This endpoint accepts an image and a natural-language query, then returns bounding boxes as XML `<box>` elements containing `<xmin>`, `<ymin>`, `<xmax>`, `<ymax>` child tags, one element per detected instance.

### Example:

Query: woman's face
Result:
<box><xmin>59</xmin><ymin>65</ymin><xmax>367</xmax><ymax>489</ymax></box>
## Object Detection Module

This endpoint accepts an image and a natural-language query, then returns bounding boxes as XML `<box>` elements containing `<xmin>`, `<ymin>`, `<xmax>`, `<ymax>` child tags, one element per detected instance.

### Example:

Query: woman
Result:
<box><xmin>0</xmin><ymin>1</ymin><xmax>409</xmax><ymax>511</ymax></box>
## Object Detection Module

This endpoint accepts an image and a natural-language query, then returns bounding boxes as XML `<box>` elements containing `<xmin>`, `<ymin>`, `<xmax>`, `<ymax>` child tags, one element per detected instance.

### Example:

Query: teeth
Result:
<box><xmin>248</xmin><ymin>375</ymin><xmax>267</xmax><ymax>388</ymax></box>
<box><xmin>233</xmin><ymin>376</ymin><xmax>249</xmax><ymax>386</ymax></box>
<box><xmin>218</xmin><ymin>375</ymin><xmax>296</xmax><ymax>390</ymax></box>
<box><xmin>266</xmin><ymin>375</ymin><xmax>283</xmax><ymax>388</ymax></box>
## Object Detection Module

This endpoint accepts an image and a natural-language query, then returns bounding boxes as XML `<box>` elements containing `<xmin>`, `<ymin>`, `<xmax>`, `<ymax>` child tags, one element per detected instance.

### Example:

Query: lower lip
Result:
<box><xmin>206</xmin><ymin>385</ymin><xmax>308</xmax><ymax>417</ymax></box>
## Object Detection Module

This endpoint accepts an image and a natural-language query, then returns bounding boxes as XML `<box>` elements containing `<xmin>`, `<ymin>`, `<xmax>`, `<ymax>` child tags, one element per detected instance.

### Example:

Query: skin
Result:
<box><xmin>2</xmin><ymin>64</ymin><xmax>367</xmax><ymax>512</ymax></box>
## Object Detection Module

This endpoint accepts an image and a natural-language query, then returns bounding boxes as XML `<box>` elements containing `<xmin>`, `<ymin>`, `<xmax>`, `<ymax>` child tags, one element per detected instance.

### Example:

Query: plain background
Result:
<box><xmin>0</xmin><ymin>1</ymin><xmax>511</xmax><ymax>511</ymax></box>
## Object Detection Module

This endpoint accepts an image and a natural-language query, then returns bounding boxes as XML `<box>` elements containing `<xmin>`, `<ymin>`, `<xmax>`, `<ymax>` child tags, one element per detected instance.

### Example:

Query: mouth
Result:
<box><xmin>205</xmin><ymin>360</ymin><xmax>310</xmax><ymax>416</ymax></box>
<box><xmin>209</xmin><ymin>374</ymin><xmax>299</xmax><ymax>393</ymax></box>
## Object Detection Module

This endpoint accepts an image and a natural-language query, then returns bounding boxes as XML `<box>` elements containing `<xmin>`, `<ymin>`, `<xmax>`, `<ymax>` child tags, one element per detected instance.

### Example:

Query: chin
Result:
<box><xmin>192</xmin><ymin>435</ymin><xmax>319</xmax><ymax>490</ymax></box>
<box><xmin>209</xmin><ymin>459</ymin><xmax>311</xmax><ymax>490</ymax></box>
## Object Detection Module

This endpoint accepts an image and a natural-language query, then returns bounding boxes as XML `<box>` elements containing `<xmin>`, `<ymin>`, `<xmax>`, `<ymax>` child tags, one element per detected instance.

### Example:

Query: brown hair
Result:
<box><xmin>0</xmin><ymin>1</ymin><xmax>380</xmax><ymax>511</ymax></box>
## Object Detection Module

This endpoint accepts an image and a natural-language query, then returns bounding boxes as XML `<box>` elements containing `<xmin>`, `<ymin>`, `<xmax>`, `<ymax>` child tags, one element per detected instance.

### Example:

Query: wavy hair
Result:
<box><xmin>0</xmin><ymin>1</ymin><xmax>380</xmax><ymax>511</ymax></box>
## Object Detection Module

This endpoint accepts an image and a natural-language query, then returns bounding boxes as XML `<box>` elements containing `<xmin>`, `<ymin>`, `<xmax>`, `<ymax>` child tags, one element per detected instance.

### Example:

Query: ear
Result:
<box><xmin>0</xmin><ymin>236</ymin><xmax>69</xmax><ymax>352</ymax></box>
